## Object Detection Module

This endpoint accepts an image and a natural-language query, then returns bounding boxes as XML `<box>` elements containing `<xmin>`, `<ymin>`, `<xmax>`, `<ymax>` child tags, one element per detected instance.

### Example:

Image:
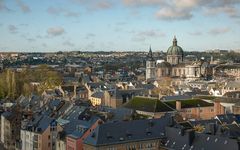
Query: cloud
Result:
<box><xmin>123</xmin><ymin>0</ymin><xmax>195</xmax><ymax>20</ymax></box>
<box><xmin>36</xmin><ymin>35</ymin><xmax>43</xmax><ymax>39</ymax></box>
<box><xmin>132</xmin><ymin>29</ymin><xmax>165</xmax><ymax>42</ymax></box>
<box><xmin>123</xmin><ymin>0</ymin><xmax>165</xmax><ymax>6</ymax></box>
<box><xmin>138</xmin><ymin>30</ymin><xmax>165</xmax><ymax>37</ymax></box>
<box><xmin>116</xmin><ymin>21</ymin><xmax>126</xmax><ymax>26</ymax></box>
<box><xmin>47</xmin><ymin>27</ymin><xmax>65</xmax><ymax>36</ymax></box>
<box><xmin>85</xmin><ymin>33</ymin><xmax>95</xmax><ymax>39</ymax></box>
<box><xmin>155</xmin><ymin>7</ymin><xmax>193</xmax><ymax>20</ymax></box>
<box><xmin>0</xmin><ymin>0</ymin><xmax>10</xmax><ymax>11</ymax></box>
<box><xmin>19</xmin><ymin>23</ymin><xmax>28</xmax><ymax>26</ymax></box>
<box><xmin>122</xmin><ymin>0</ymin><xmax>240</xmax><ymax>21</ymax></box>
<box><xmin>174</xmin><ymin>0</ymin><xmax>200</xmax><ymax>8</ymax></box>
<box><xmin>72</xmin><ymin>0</ymin><xmax>113</xmax><ymax>11</ymax></box>
<box><xmin>204</xmin><ymin>6</ymin><xmax>239</xmax><ymax>18</ymax></box>
<box><xmin>208</xmin><ymin>27</ymin><xmax>231</xmax><ymax>35</ymax></box>
<box><xmin>26</xmin><ymin>38</ymin><xmax>35</xmax><ymax>42</ymax></box>
<box><xmin>65</xmin><ymin>11</ymin><xmax>79</xmax><ymax>17</ymax></box>
<box><xmin>8</xmin><ymin>25</ymin><xmax>18</xmax><ymax>34</ymax></box>
<box><xmin>47</xmin><ymin>7</ymin><xmax>80</xmax><ymax>17</ymax></box>
<box><xmin>42</xmin><ymin>43</ymin><xmax>47</xmax><ymax>48</ymax></box>
<box><xmin>189</xmin><ymin>31</ymin><xmax>202</xmax><ymax>36</ymax></box>
<box><xmin>95</xmin><ymin>1</ymin><xmax>112</xmax><ymax>9</ymax></box>
<box><xmin>15</xmin><ymin>0</ymin><xmax>31</xmax><ymax>13</ymax></box>
<box><xmin>63</xmin><ymin>40</ymin><xmax>75</xmax><ymax>47</ymax></box>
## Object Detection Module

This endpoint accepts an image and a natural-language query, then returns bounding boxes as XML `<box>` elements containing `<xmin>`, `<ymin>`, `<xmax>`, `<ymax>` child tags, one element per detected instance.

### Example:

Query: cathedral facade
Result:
<box><xmin>146</xmin><ymin>36</ymin><xmax>210</xmax><ymax>81</ymax></box>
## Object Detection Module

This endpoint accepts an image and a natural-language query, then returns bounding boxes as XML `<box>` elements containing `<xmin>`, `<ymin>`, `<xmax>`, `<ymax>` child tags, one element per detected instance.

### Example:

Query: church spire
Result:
<box><xmin>173</xmin><ymin>35</ymin><xmax>177</xmax><ymax>46</ymax></box>
<box><xmin>148</xmin><ymin>45</ymin><xmax>154</xmax><ymax>60</ymax></box>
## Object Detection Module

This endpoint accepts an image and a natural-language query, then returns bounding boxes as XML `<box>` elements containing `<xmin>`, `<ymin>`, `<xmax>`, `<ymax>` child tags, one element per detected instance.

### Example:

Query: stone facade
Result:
<box><xmin>146</xmin><ymin>37</ymin><xmax>210</xmax><ymax>81</ymax></box>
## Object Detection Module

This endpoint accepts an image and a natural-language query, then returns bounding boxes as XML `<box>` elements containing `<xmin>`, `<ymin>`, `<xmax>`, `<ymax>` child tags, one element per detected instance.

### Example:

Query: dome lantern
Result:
<box><xmin>173</xmin><ymin>35</ymin><xmax>177</xmax><ymax>46</ymax></box>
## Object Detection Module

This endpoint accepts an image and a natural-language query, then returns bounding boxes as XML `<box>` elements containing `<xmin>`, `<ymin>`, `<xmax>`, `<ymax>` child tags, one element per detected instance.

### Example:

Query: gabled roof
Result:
<box><xmin>163</xmin><ymin>127</ymin><xmax>239</xmax><ymax>150</ymax></box>
<box><xmin>24</xmin><ymin>115</ymin><xmax>55</xmax><ymax>133</ymax></box>
<box><xmin>60</xmin><ymin>116</ymin><xmax>100</xmax><ymax>139</ymax></box>
<box><xmin>84</xmin><ymin>115</ymin><xmax>172</xmax><ymax>146</ymax></box>
<box><xmin>91</xmin><ymin>92</ymin><xmax>104</xmax><ymax>99</ymax></box>
<box><xmin>216</xmin><ymin>114</ymin><xmax>240</xmax><ymax>124</ymax></box>
<box><xmin>1</xmin><ymin>111</ymin><xmax>14</xmax><ymax>120</ymax></box>
<box><xmin>190</xmin><ymin>119</ymin><xmax>220</xmax><ymax>126</ymax></box>
<box><xmin>62</xmin><ymin>86</ymin><xmax>74</xmax><ymax>93</ymax></box>
<box><xmin>86</xmin><ymin>82</ymin><xmax>107</xmax><ymax>90</ymax></box>
<box><xmin>220</xmin><ymin>124</ymin><xmax>240</xmax><ymax>138</ymax></box>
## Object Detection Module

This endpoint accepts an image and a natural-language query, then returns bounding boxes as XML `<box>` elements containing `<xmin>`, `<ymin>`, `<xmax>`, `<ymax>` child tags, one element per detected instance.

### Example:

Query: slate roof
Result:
<box><xmin>76</xmin><ymin>86</ymin><xmax>87</xmax><ymax>93</ymax></box>
<box><xmin>220</xmin><ymin>124</ymin><xmax>240</xmax><ymax>138</ymax></box>
<box><xmin>62</xmin><ymin>86</ymin><xmax>74</xmax><ymax>93</ymax></box>
<box><xmin>62</xmin><ymin>106</ymin><xmax>87</xmax><ymax>121</ymax></box>
<box><xmin>95</xmin><ymin>106</ymin><xmax>133</xmax><ymax>122</ymax></box>
<box><xmin>163</xmin><ymin>127</ymin><xmax>239</xmax><ymax>150</ymax></box>
<box><xmin>115</xmin><ymin>89</ymin><xmax>145</xmax><ymax>100</ymax></box>
<box><xmin>35</xmin><ymin>116</ymin><xmax>55</xmax><ymax>133</ymax></box>
<box><xmin>59</xmin><ymin>115</ymin><xmax>100</xmax><ymax>139</ymax></box>
<box><xmin>136</xmin><ymin>83</ymin><xmax>156</xmax><ymax>90</ymax></box>
<box><xmin>91</xmin><ymin>92</ymin><xmax>104</xmax><ymax>99</ymax></box>
<box><xmin>63</xmin><ymin>76</ymin><xmax>79</xmax><ymax>84</ymax></box>
<box><xmin>87</xmin><ymin>82</ymin><xmax>107</xmax><ymax>90</ymax></box>
<box><xmin>1</xmin><ymin>111</ymin><xmax>14</xmax><ymax>120</ymax></box>
<box><xmin>84</xmin><ymin>115</ymin><xmax>172</xmax><ymax>146</ymax></box>
<box><xmin>190</xmin><ymin>119</ymin><xmax>221</xmax><ymax>126</ymax></box>
<box><xmin>216</xmin><ymin>114</ymin><xmax>240</xmax><ymax>124</ymax></box>
<box><xmin>23</xmin><ymin>115</ymin><xmax>55</xmax><ymax>133</ymax></box>
<box><xmin>48</xmin><ymin>99</ymin><xmax>62</xmax><ymax>110</ymax></box>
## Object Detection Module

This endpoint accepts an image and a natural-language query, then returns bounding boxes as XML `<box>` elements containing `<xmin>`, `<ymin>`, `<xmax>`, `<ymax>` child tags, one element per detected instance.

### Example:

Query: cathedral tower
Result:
<box><xmin>146</xmin><ymin>46</ymin><xmax>156</xmax><ymax>80</ymax></box>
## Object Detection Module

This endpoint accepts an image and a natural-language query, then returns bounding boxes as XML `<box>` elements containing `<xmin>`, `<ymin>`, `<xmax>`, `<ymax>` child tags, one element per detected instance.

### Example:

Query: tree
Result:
<box><xmin>0</xmin><ymin>65</ymin><xmax>63</xmax><ymax>100</ymax></box>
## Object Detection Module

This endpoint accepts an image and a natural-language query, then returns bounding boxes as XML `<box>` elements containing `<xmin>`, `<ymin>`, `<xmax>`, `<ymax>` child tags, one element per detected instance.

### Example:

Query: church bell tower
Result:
<box><xmin>146</xmin><ymin>46</ymin><xmax>156</xmax><ymax>80</ymax></box>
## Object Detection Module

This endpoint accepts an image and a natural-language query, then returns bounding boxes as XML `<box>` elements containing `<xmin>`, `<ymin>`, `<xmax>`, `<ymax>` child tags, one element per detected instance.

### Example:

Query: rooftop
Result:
<box><xmin>84</xmin><ymin>115</ymin><xmax>172</xmax><ymax>146</ymax></box>
<box><xmin>124</xmin><ymin>97</ymin><xmax>174</xmax><ymax>112</ymax></box>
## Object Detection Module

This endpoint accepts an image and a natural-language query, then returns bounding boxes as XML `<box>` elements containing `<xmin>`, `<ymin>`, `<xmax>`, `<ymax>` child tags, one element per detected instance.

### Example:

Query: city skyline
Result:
<box><xmin>0</xmin><ymin>0</ymin><xmax>240</xmax><ymax>52</ymax></box>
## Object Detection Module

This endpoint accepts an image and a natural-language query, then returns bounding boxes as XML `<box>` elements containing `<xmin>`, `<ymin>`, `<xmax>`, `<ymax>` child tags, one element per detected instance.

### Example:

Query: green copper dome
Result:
<box><xmin>167</xmin><ymin>36</ymin><xmax>184</xmax><ymax>56</ymax></box>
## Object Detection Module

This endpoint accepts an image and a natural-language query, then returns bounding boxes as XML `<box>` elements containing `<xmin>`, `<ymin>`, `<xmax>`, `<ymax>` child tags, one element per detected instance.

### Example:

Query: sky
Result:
<box><xmin>0</xmin><ymin>0</ymin><xmax>240</xmax><ymax>52</ymax></box>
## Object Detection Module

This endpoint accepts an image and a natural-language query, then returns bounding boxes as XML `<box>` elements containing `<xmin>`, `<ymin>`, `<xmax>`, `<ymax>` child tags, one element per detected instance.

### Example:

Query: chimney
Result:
<box><xmin>207</xmin><ymin>123</ymin><xmax>217</xmax><ymax>135</ymax></box>
<box><xmin>168</xmin><ymin>116</ymin><xmax>175</xmax><ymax>127</ymax></box>
<box><xmin>176</xmin><ymin>100</ymin><xmax>181</xmax><ymax>111</ymax></box>
<box><xmin>74</xmin><ymin>85</ymin><xmax>77</xmax><ymax>96</ymax></box>
<box><xmin>214</xmin><ymin>101</ymin><xmax>223</xmax><ymax>115</ymax></box>
<box><xmin>187</xmin><ymin>129</ymin><xmax>195</xmax><ymax>146</ymax></box>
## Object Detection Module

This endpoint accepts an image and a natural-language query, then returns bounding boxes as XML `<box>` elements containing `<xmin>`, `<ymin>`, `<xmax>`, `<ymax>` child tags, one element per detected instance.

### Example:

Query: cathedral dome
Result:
<box><xmin>167</xmin><ymin>36</ymin><xmax>184</xmax><ymax>56</ymax></box>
